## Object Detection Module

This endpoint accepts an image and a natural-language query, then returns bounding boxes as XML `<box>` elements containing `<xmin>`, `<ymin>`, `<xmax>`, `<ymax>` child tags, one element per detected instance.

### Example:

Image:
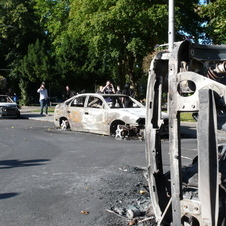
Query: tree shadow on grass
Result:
<box><xmin>0</xmin><ymin>159</ymin><xmax>50</xmax><ymax>169</ymax></box>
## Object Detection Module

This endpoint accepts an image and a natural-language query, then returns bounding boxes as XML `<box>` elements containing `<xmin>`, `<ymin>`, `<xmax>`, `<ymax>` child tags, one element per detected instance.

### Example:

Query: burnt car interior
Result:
<box><xmin>103</xmin><ymin>95</ymin><xmax>142</xmax><ymax>109</ymax></box>
<box><xmin>87</xmin><ymin>97</ymin><xmax>103</xmax><ymax>108</ymax></box>
<box><xmin>70</xmin><ymin>96</ymin><xmax>86</xmax><ymax>107</ymax></box>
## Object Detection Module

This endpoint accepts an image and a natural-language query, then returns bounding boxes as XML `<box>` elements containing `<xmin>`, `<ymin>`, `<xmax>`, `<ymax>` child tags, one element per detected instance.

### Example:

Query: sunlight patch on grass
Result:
<box><xmin>180</xmin><ymin>112</ymin><xmax>195</xmax><ymax>122</ymax></box>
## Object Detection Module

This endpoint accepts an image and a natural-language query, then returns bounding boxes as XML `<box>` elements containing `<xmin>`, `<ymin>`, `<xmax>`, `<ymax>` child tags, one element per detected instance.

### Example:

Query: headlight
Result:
<box><xmin>0</xmin><ymin>107</ymin><xmax>6</xmax><ymax>112</ymax></box>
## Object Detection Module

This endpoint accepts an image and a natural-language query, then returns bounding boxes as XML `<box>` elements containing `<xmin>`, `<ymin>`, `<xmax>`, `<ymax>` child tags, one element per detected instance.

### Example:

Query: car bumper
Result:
<box><xmin>0</xmin><ymin>110</ymin><xmax>20</xmax><ymax>118</ymax></box>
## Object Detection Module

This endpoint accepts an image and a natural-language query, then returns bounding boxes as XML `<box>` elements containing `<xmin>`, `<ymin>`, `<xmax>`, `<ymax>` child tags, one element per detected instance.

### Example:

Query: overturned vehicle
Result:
<box><xmin>145</xmin><ymin>40</ymin><xmax>226</xmax><ymax>225</ymax></box>
<box><xmin>54</xmin><ymin>93</ymin><xmax>168</xmax><ymax>140</ymax></box>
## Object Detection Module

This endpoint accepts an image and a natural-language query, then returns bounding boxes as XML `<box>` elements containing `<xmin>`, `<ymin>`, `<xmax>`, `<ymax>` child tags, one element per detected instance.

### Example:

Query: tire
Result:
<box><xmin>110</xmin><ymin>120</ymin><xmax>125</xmax><ymax>138</ymax></box>
<box><xmin>60</xmin><ymin>118</ymin><xmax>70</xmax><ymax>130</ymax></box>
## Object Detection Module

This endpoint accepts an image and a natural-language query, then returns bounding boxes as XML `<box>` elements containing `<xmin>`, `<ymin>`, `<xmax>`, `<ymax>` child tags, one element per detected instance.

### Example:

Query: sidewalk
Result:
<box><xmin>19</xmin><ymin>106</ymin><xmax>226</xmax><ymax>140</ymax></box>
<box><xmin>20</xmin><ymin>106</ymin><xmax>54</xmax><ymax>123</ymax></box>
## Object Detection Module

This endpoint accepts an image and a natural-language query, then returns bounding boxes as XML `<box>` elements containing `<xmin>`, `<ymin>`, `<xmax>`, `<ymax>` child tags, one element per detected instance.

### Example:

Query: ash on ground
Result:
<box><xmin>96</xmin><ymin>165</ymin><xmax>156</xmax><ymax>226</ymax></box>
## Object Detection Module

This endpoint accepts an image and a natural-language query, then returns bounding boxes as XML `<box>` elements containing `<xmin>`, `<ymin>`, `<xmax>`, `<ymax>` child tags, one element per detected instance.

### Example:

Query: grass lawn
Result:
<box><xmin>180</xmin><ymin>112</ymin><xmax>195</xmax><ymax>122</ymax></box>
<box><xmin>34</xmin><ymin>107</ymin><xmax>55</xmax><ymax>113</ymax></box>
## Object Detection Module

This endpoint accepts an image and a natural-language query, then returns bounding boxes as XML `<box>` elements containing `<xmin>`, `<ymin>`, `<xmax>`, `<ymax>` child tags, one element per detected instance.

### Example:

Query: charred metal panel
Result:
<box><xmin>145</xmin><ymin>41</ymin><xmax>226</xmax><ymax>225</ymax></box>
<box><xmin>197</xmin><ymin>89</ymin><xmax>219</xmax><ymax>225</ymax></box>
<box><xmin>54</xmin><ymin>93</ymin><xmax>147</xmax><ymax>138</ymax></box>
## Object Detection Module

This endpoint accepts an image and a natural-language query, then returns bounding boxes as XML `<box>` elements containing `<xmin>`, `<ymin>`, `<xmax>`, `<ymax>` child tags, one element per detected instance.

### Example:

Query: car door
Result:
<box><xmin>83</xmin><ymin>95</ymin><xmax>109</xmax><ymax>134</ymax></box>
<box><xmin>67</xmin><ymin>95</ymin><xmax>86</xmax><ymax>131</ymax></box>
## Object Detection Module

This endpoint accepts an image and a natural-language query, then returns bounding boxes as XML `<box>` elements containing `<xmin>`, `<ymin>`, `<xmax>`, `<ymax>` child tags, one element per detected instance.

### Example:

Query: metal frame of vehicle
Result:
<box><xmin>145</xmin><ymin>40</ymin><xmax>226</xmax><ymax>225</ymax></box>
<box><xmin>0</xmin><ymin>95</ymin><xmax>20</xmax><ymax>118</ymax></box>
<box><xmin>54</xmin><ymin>93</ymin><xmax>147</xmax><ymax>139</ymax></box>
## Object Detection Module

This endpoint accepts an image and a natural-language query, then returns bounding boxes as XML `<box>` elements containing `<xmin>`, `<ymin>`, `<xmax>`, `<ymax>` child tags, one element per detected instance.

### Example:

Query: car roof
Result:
<box><xmin>75</xmin><ymin>93</ymin><xmax>129</xmax><ymax>97</ymax></box>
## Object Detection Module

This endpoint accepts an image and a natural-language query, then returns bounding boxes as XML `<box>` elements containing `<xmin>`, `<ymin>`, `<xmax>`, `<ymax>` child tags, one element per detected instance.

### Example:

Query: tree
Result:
<box><xmin>0</xmin><ymin>75</ymin><xmax>7</xmax><ymax>93</ymax></box>
<box><xmin>17</xmin><ymin>40</ymin><xmax>51</xmax><ymax>83</ymax></box>
<box><xmin>54</xmin><ymin>35</ymin><xmax>100</xmax><ymax>92</ymax></box>
<box><xmin>0</xmin><ymin>0</ymin><xmax>45</xmax><ymax>68</ymax></box>
<box><xmin>68</xmin><ymin>0</ymin><xmax>167</xmax><ymax>93</ymax></box>
<box><xmin>15</xmin><ymin>39</ymin><xmax>52</xmax><ymax>105</ymax></box>
<box><xmin>67</xmin><ymin>0</ymin><xmax>205</xmax><ymax>96</ymax></box>
<box><xmin>198</xmin><ymin>0</ymin><xmax>226</xmax><ymax>44</ymax></box>
<box><xmin>0</xmin><ymin>0</ymin><xmax>207</xmax><ymax>101</ymax></box>
<box><xmin>0</xmin><ymin>0</ymin><xmax>46</xmax><ymax>101</ymax></box>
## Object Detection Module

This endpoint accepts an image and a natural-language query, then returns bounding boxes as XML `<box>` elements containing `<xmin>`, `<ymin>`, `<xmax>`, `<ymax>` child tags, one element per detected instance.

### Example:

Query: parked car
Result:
<box><xmin>54</xmin><ymin>93</ymin><xmax>168</xmax><ymax>139</ymax></box>
<box><xmin>0</xmin><ymin>95</ymin><xmax>20</xmax><ymax>118</ymax></box>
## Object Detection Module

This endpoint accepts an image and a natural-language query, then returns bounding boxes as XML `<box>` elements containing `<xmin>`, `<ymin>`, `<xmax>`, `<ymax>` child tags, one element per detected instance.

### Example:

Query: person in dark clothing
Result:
<box><xmin>96</xmin><ymin>86</ymin><xmax>103</xmax><ymax>93</ymax></box>
<box><xmin>121</xmin><ymin>83</ymin><xmax>134</xmax><ymax>107</ymax></box>
<box><xmin>101</xmin><ymin>81</ymin><xmax>115</xmax><ymax>94</ymax></box>
<box><xmin>116</xmin><ymin>85</ymin><xmax>121</xmax><ymax>94</ymax></box>
<box><xmin>63</xmin><ymin>86</ymin><xmax>74</xmax><ymax>100</ymax></box>
<box><xmin>101</xmin><ymin>81</ymin><xmax>115</xmax><ymax>103</ymax></box>
<box><xmin>121</xmin><ymin>83</ymin><xmax>135</xmax><ymax>97</ymax></box>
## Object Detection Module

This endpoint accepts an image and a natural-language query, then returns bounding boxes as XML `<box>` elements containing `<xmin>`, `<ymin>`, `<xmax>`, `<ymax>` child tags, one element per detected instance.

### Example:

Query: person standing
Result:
<box><xmin>116</xmin><ymin>85</ymin><xmax>121</xmax><ymax>94</ymax></box>
<box><xmin>37</xmin><ymin>82</ymin><xmax>48</xmax><ymax>115</ymax></box>
<box><xmin>121</xmin><ymin>83</ymin><xmax>134</xmax><ymax>107</ymax></box>
<box><xmin>63</xmin><ymin>85</ymin><xmax>74</xmax><ymax>100</ymax></box>
<box><xmin>101</xmin><ymin>81</ymin><xmax>115</xmax><ymax>94</ymax></box>
<box><xmin>96</xmin><ymin>86</ymin><xmax>103</xmax><ymax>94</ymax></box>
<box><xmin>121</xmin><ymin>83</ymin><xmax>134</xmax><ymax>97</ymax></box>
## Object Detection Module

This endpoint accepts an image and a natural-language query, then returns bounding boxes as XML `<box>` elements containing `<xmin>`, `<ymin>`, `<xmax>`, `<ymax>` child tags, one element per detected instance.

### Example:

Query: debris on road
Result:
<box><xmin>80</xmin><ymin>210</ymin><xmax>89</xmax><ymax>215</ymax></box>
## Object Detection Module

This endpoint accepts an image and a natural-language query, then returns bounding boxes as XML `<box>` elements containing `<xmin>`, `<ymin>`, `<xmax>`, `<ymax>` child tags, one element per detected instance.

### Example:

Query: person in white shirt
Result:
<box><xmin>37</xmin><ymin>82</ymin><xmax>48</xmax><ymax>115</ymax></box>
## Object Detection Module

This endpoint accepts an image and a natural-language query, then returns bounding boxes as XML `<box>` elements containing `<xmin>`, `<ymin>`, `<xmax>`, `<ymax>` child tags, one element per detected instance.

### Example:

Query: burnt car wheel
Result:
<box><xmin>110</xmin><ymin>120</ymin><xmax>125</xmax><ymax>138</ymax></box>
<box><xmin>60</xmin><ymin>118</ymin><xmax>70</xmax><ymax>131</ymax></box>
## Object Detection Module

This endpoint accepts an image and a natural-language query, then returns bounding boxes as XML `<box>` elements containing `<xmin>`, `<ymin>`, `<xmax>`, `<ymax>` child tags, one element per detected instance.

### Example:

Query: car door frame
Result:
<box><xmin>67</xmin><ymin>95</ymin><xmax>87</xmax><ymax>132</ymax></box>
<box><xmin>82</xmin><ymin>94</ymin><xmax>109</xmax><ymax>135</ymax></box>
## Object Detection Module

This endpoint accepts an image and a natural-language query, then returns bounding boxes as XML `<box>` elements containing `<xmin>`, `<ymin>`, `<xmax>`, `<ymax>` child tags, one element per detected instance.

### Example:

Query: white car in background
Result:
<box><xmin>54</xmin><ymin>93</ymin><xmax>168</xmax><ymax>139</ymax></box>
<box><xmin>0</xmin><ymin>95</ymin><xmax>20</xmax><ymax>118</ymax></box>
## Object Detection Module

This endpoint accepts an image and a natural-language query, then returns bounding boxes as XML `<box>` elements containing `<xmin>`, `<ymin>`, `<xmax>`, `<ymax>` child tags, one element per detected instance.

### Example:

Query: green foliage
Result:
<box><xmin>19</xmin><ymin>79</ymin><xmax>29</xmax><ymax>105</ymax></box>
<box><xmin>0</xmin><ymin>0</ymin><xmax>44</xmax><ymax>65</ymax></box>
<box><xmin>180</xmin><ymin>112</ymin><xmax>195</xmax><ymax>122</ymax></box>
<box><xmin>0</xmin><ymin>0</ymin><xmax>208</xmax><ymax>101</ymax></box>
<box><xmin>198</xmin><ymin>0</ymin><xmax>226</xmax><ymax>44</ymax></box>
<box><xmin>0</xmin><ymin>75</ymin><xmax>7</xmax><ymax>92</ymax></box>
<box><xmin>34</xmin><ymin>0</ymin><xmax>71</xmax><ymax>51</ymax></box>
<box><xmin>17</xmin><ymin>39</ymin><xmax>51</xmax><ymax>82</ymax></box>
<box><xmin>68</xmin><ymin>0</ymin><xmax>169</xmax><ymax>89</ymax></box>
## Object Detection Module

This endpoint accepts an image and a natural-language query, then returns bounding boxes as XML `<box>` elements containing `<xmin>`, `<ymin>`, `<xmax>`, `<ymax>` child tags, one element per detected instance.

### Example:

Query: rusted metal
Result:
<box><xmin>115</xmin><ymin>124</ymin><xmax>145</xmax><ymax>140</ymax></box>
<box><xmin>54</xmin><ymin>93</ymin><xmax>150</xmax><ymax>139</ymax></box>
<box><xmin>145</xmin><ymin>40</ymin><xmax>226</xmax><ymax>225</ymax></box>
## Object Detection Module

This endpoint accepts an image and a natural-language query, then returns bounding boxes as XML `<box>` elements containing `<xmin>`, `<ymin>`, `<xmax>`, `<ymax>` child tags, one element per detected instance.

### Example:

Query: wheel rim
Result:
<box><xmin>60</xmin><ymin>119</ymin><xmax>68</xmax><ymax>130</ymax></box>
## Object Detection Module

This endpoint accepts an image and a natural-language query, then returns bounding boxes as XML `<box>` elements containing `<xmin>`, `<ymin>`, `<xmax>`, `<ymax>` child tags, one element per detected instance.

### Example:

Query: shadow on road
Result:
<box><xmin>0</xmin><ymin>192</ymin><xmax>19</xmax><ymax>199</ymax></box>
<box><xmin>20</xmin><ymin>113</ymin><xmax>46</xmax><ymax>119</ymax></box>
<box><xmin>181</xmin><ymin>125</ymin><xmax>197</xmax><ymax>138</ymax></box>
<box><xmin>0</xmin><ymin>159</ymin><xmax>50</xmax><ymax>169</ymax></box>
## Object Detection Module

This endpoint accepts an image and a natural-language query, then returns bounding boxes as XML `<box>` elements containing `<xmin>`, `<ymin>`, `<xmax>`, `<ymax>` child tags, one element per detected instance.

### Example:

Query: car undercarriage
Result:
<box><xmin>145</xmin><ymin>40</ymin><xmax>226</xmax><ymax>225</ymax></box>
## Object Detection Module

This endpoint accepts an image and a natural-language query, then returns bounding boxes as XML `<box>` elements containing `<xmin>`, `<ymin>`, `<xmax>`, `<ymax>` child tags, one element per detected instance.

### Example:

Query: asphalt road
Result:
<box><xmin>0</xmin><ymin>116</ymin><xmax>225</xmax><ymax>226</ymax></box>
<box><xmin>0</xmin><ymin>119</ymin><xmax>149</xmax><ymax>226</ymax></box>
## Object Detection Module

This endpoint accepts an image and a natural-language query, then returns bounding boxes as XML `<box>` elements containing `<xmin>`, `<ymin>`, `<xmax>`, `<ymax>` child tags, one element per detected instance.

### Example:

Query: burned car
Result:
<box><xmin>0</xmin><ymin>95</ymin><xmax>20</xmax><ymax>118</ymax></box>
<box><xmin>54</xmin><ymin>93</ymin><xmax>168</xmax><ymax>139</ymax></box>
